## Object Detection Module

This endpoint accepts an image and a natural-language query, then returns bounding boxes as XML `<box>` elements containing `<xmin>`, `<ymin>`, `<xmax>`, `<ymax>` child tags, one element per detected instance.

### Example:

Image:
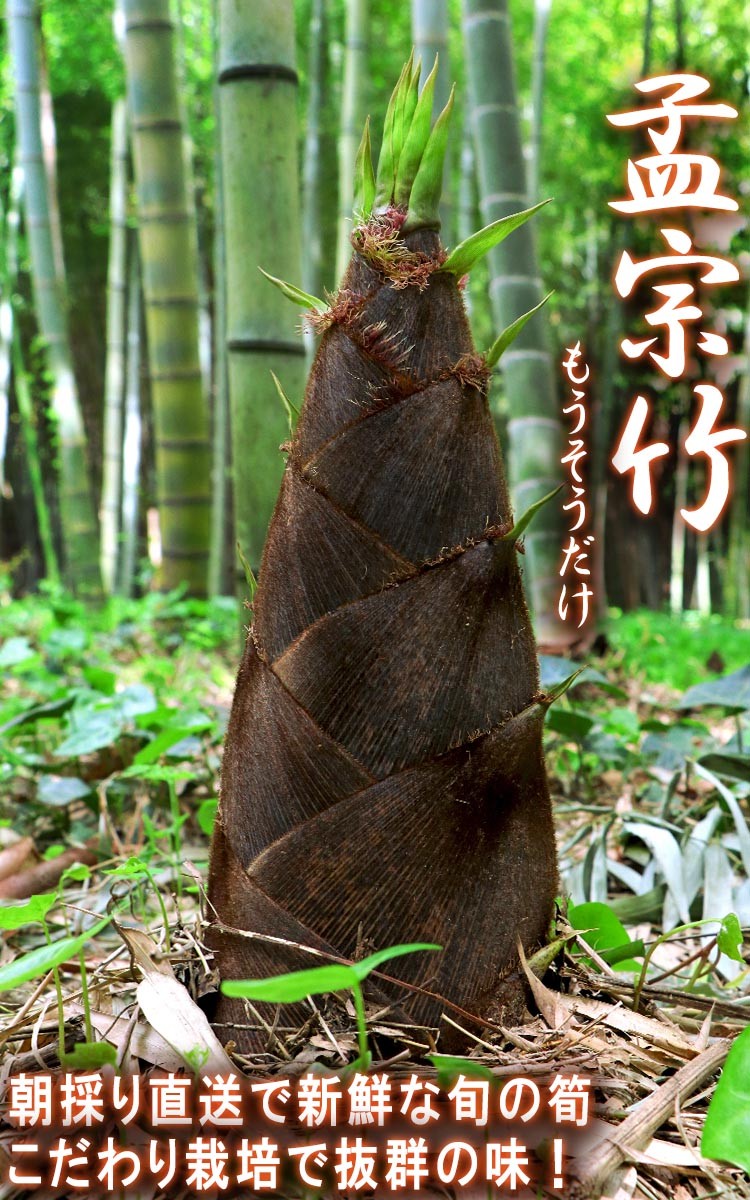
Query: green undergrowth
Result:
<box><xmin>606</xmin><ymin>607</ymin><xmax>749</xmax><ymax>692</ymax></box>
<box><xmin>0</xmin><ymin>580</ymin><xmax>238</xmax><ymax>875</ymax></box>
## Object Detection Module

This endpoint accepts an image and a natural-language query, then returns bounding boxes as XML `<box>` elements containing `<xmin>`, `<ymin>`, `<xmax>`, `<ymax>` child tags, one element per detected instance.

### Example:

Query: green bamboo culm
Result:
<box><xmin>302</xmin><ymin>0</ymin><xmax>338</xmax><ymax>301</ymax></box>
<box><xmin>0</xmin><ymin>171</ymin><xmax>18</xmax><ymax>510</ymax></box>
<box><xmin>411</xmin><ymin>0</ymin><xmax>452</xmax><ymax>236</ymax></box>
<box><xmin>336</xmin><ymin>0</ymin><xmax>369</xmax><ymax>283</ymax></box>
<box><xmin>118</xmin><ymin>234</ymin><xmax>143</xmax><ymax>598</ymax></box>
<box><xmin>217</xmin><ymin>0</ymin><xmax>307</xmax><ymax>580</ymax></box>
<box><xmin>7</xmin><ymin>0</ymin><xmax>101</xmax><ymax>595</ymax></box>
<box><xmin>462</xmin><ymin>0</ymin><xmax>567</xmax><ymax>647</ymax></box>
<box><xmin>725</xmin><ymin>283</ymin><xmax>750</xmax><ymax>619</ymax></box>
<box><xmin>100</xmin><ymin>98</ymin><xmax>129</xmax><ymax>594</ymax></box>
<box><xmin>2</xmin><ymin>164</ymin><xmax>59</xmax><ymax>584</ymax></box>
<box><xmin>122</xmin><ymin>0</ymin><xmax>211</xmax><ymax>595</ymax></box>
<box><xmin>208</xmin><ymin>0</ymin><xmax>229</xmax><ymax>598</ymax></box>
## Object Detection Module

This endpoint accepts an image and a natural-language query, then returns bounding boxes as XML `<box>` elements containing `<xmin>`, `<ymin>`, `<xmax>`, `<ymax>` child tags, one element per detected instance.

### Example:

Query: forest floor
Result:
<box><xmin>0</xmin><ymin>585</ymin><xmax>749</xmax><ymax>1199</ymax></box>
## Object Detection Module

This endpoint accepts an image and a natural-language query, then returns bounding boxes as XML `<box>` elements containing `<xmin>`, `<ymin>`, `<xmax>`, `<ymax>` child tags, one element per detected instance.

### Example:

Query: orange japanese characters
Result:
<box><xmin>608</xmin><ymin>74</ymin><xmax>745</xmax><ymax>531</ymax></box>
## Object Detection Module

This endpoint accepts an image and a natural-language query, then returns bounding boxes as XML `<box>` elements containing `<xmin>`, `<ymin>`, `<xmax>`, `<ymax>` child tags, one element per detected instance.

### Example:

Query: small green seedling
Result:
<box><xmin>222</xmin><ymin>942</ymin><xmax>441</xmax><ymax>1070</ymax></box>
<box><xmin>631</xmin><ymin>912</ymin><xmax>744</xmax><ymax>1010</ymax></box>
<box><xmin>428</xmin><ymin>1054</ymin><xmax>496</xmax><ymax>1088</ymax></box>
<box><xmin>0</xmin><ymin>896</ymin><xmax>111</xmax><ymax>1064</ymax></box>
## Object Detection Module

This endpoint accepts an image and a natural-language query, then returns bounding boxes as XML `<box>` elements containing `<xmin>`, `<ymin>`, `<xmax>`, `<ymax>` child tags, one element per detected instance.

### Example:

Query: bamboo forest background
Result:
<box><xmin>0</xmin><ymin>0</ymin><xmax>748</xmax><ymax>622</ymax></box>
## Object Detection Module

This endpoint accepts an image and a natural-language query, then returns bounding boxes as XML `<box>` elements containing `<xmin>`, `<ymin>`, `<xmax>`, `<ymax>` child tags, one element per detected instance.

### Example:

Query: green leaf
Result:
<box><xmin>115</xmin><ymin>684</ymin><xmax>158</xmax><ymax>719</ymax></box>
<box><xmin>54</xmin><ymin>713</ymin><xmax>124</xmax><ymax>757</ymax></box>
<box><xmin>442</xmin><ymin>200</ymin><xmax>551</xmax><ymax>276</ymax></box>
<box><xmin>485</xmin><ymin>293</ymin><xmax>553</xmax><ymax>369</ymax></box>
<box><xmin>604</xmin><ymin>707</ymin><xmax>641</xmax><ymax>740</ymax></box>
<box><xmin>698</xmin><ymin>752</ymin><xmax>750</xmax><ymax>784</ymax></box>
<box><xmin>394</xmin><ymin>58</ymin><xmax>438</xmax><ymax>208</ymax></box>
<box><xmin>350</xmin><ymin>942</ymin><xmax>441</xmax><ymax>982</ymax></box>
<box><xmin>134</xmin><ymin>726</ymin><xmax>198</xmax><ymax>766</ymax></box>
<box><xmin>546</xmin><ymin>707</ymin><xmax>596</xmax><ymax>741</ymax></box>
<box><xmin>63</xmin><ymin>1041</ymin><xmax>118</xmax><ymax>1069</ymax></box>
<box><xmin>221</xmin><ymin>943</ymin><xmax>440</xmax><ymax>1003</ymax></box>
<box><xmin>678</xmin><ymin>665</ymin><xmax>750</xmax><ymax>713</ymax></box>
<box><xmin>0</xmin><ymin>892</ymin><xmax>57</xmax><ymax>930</ymax></box>
<box><xmin>45</xmin><ymin>627</ymin><xmax>87</xmax><ymax>657</ymax></box>
<box><xmin>601</xmin><ymin>939</ymin><xmax>646</xmax><ymax>966</ymax></box>
<box><xmin>258</xmin><ymin>268</ymin><xmax>327</xmax><ymax>314</ymax></box>
<box><xmin>270</xmin><ymin>371</ymin><xmax>300</xmax><ymax>436</ymax></box>
<box><xmin>403</xmin><ymin>86</ymin><xmax>455</xmax><ymax>232</ymax></box>
<box><xmin>59</xmin><ymin>863</ymin><xmax>92</xmax><ymax>886</ymax></box>
<box><xmin>403</xmin><ymin>58</ymin><xmax>421</xmax><ymax>136</ymax></box>
<box><xmin>105</xmin><ymin>856</ymin><xmax>150</xmax><ymax>880</ymax></box>
<box><xmin>0</xmin><ymin>916</ymin><xmax>111</xmax><ymax>991</ymax></box>
<box><xmin>82</xmin><ymin>666</ymin><xmax>117</xmax><ymax>695</ymax></box>
<box><xmin>121</xmin><ymin>763</ymin><xmax>194</xmax><ymax>785</ymax></box>
<box><xmin>568</xmin><ymin>901</ymin><xmax>644</xmax><ymax>972</ymax></box>
<box><xmin>137</xmin><ymin>702</ymin><xmax>208</xmax><ymax>733</ymax></box>
<box><xmin>374</xmin><ymin>61</ymin><xmax>411</xmax><ymax>208</ymax></box>
<box><xmin>526</xmin><ymin>933</ymin><xmax>574</xmax><ymax>977</ymax></box>
<box><xmin>702</xmin><ymin>1026</ymin><xmax>750</xmax><ymax>1173</ymax></box>
<box><xmin>222</xmin><ymin>963</ymin><xmax>357</xmax><ymax>1003</ymax></box>
<box><xmin>502</xmin><ymin>485</ymin><xmax>563</xmax><ymax>543</ymax></box>
<box><xmin>37</xmin><ymin>775</ymin><xmax>92</xmax><ymax>806</ymax></box>
<box><xmin>694</xmin><ymin>763</ymin><xmax>750</xmax><ymax>878</ymax></box>
<box><xmin>0</xmin><ymin>693</ymin><xmax>77</xmax><ymax>735</ymax></box>
<box><xmin>391</xmin><ymin>49</ymin><xmax>416</xmax><ymax>177</ymax></box>
<box><xmin>538</xmin><ymin>656</ymin><xmax>623</xmax><ymax>696</ymax></box>
<box><xmin>197</xmin><ymin>799</ymin><xmax>218</xmax><ymax>837</ymax></box>
<box><xmin>236</xmin><ymin>542</ymin><xmax>257</xmax><ymax>599</ymax></box>
<box><xmin>717</xmin><ymin>913</ymin><xmax>744</xmax><ymax>963</ymax></box>
<box><xmin>0</xmin><ymin>636</ymin><xmax>35</xmax><ymax>667</ymax></box>
<box><xmin>429</xmin><ymin>1055</ymin><xmax>495</xmax><ymax>1087</ymax></box>
<box><xmin>352</xmin><ymin>118</ymin><xmax>376</xmax><ymax>221</ymax></box>
<box><xmin>625</xmin><ymin>820</ymin><xmax>692</xmax><ymax>923</ymax></box>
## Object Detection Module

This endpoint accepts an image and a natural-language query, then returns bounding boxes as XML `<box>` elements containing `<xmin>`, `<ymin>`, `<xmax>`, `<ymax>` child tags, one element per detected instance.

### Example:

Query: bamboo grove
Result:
<box><xmin>0</xmin><ymin>0</ymin><xmax>748</xmax><ymax>619</ymax></box>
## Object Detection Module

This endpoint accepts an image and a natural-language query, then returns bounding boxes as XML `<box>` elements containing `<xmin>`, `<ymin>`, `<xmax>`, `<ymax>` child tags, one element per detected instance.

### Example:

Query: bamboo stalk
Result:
<box><xmin>457</xmin><ymin>112</ymin><xmax>479</xmax><ymax>326</ymax></box>
<box><xmin>119</xmin><ymin>232</ymin><xmax>143</xmax><ymax>598</ymax></box>
<box><xmin>529</xmin><ymin>0</ymin><xmax>552</xmax><ymax>205</ymax></box>
<box><xmin>174</xmin><ymin>0</ymin><xmax>212</xmax><ymax>403</ymax></box>
<box><xmin>725</xmin><ymin>284</ymin><xmax>750</xmax><ymax>618</ymax></box>
<box><xmin>122</xmin><ymin>0</ymin><xmax>212</xmax><ymax>595</ymax></box>
<box><xmin>217</xmin><ymin>0</ymin><xmax>307</xmax><ymax>579</ymax></box>
<box><xmin>461</xmin><ymin>0</ymin><xmax>567</xmax><ymax>647</ymax></box>
<box><xmin>670</xmin><ymin>416</ymin><xmax>688</xmax><ymax>614</ymax></box>
<box><xmin>208</xmin><ymin>0</ymin><xmax>228</xmax><ymax>598</ymax></box>
<box><xmin>2</xmin><ymin>161</ymin><xmax>58</xmax><ymax>581</ymax></box>
<box><xmin>303</xmin><ymin>0</ymin><xmax>325</xmax><ymax>301</ymax></box>
<box><xmin>13</xmin><ymin>328</ymin><xmax>60</xmax><ymax>585</ymax></box>
<box><xmin>411</xmin><ymin>0</ymin><xmax>452</xmax><ymax>237</ymax></box>
<box><xmin>0</xmin><ymin>176</ymin><xmax>16</xmax><ymax>502</ymax></box>
<box><xmin>100</xmin><ymin>98</ymin><xmax>129</xmax><ymax>594</ymax></box>
<box><xmin>336</xmin><ymin>0</ymin><xmax>369</xmax><ymax>283</ymax></box>
<box><xmin>7</xmin><ymin>0</ymin><xmax>101</xmax><ymax>594</ymax></box>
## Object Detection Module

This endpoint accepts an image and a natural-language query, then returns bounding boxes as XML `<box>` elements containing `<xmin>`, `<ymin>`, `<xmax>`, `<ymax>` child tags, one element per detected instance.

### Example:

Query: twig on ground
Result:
<box><xmin>570</xmin><ymin>1039</ymin><xmax>731</xmax><ymax>1197</ymax></box>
